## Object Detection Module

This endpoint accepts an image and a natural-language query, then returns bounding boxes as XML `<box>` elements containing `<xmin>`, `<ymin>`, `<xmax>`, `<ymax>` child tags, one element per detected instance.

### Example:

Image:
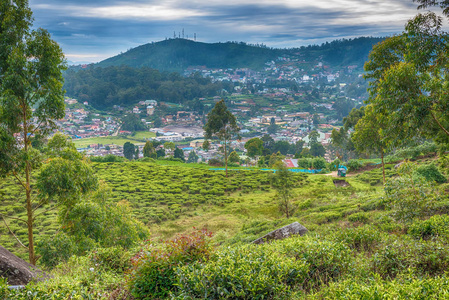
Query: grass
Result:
<box><xmin>73</xmin><ymin>131</ymin><xmax>156</xmax><ymax>148</ymax></box>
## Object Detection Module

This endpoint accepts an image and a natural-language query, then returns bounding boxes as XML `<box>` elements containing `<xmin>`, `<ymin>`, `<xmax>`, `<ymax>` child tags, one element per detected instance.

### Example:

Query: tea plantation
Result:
<box><xmin>2</xmin><ymin>159</ymin><xmax>449</xmax><ymax>300</ymax></box>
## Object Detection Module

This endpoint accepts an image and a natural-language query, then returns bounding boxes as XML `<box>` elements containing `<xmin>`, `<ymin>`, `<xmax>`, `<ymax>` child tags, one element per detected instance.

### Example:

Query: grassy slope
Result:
<box><xmin>73</xmin><ymin>131</ymin><xmax>156</xmax><ymax>148</ymax></box>
<box><xmin>0</xmin><ymin>160</ymin><xmax>387</xmax><ymax>260</ymax></box>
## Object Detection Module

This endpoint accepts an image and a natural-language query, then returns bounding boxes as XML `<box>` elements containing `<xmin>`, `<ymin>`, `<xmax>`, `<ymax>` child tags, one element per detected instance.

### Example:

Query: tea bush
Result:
<box><xmin>347</xmin><ymin>211</ymin><xmax>370</xmax><ymax>223</ymax></box>
<box><xmin>408</xmin><ymin>214</ymin><xmax>449</xmax><ymax>240</ymax></box>
<box><xmin>175</xmin><ymin>243</ymin><xmax>308</xmax><ymax>299</ymax></box>
<box><xmin>347</xmin><ymin>159</ymin><xmax>364</xmax><ymax>172</ymax></box>
<box><xmin>128</xmin><ymin>229</ymin><xmax>214</xmax><ymax>299</ymax></box>
<box><xmin>334</xmin><ymin>225</ymin><xmax>382</xmax><ymax>252</ymax></box>
<box><xmin>414</xmin><ymin>163</ymin><xmax>447</xmax><ymax>183</ymax></box>
<box><xmin>311</xmin><ymin>275</ymin><xmax>449</xmax><ymax>299</ymax></box>
<box><xmin>279</xmin><ymin>236</ymin><xmax>352</xmax><ymax>289</ymax></box>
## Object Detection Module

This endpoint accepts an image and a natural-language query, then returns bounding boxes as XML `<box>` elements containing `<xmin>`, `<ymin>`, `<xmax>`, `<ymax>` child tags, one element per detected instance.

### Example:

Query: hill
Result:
<box><xmin>95</xmin><ymin>37</ymin><xmax>384</xmax><ymax>72</ymax></box>
<box><xmin>97</xmin><ymin>39</ymin><xmax>283</xmax><ymax>72</ymax></box>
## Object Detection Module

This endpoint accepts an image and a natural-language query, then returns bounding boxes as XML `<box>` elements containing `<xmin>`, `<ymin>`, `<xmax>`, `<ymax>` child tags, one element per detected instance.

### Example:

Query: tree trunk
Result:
<box><xmin>23</xmin><ymin>108</ymin><xmax>35</xmax><ymax>265</ymax></box>
<box><xmin>381</xmin><ymin>148</ymin><xmax>386</xmax><ymax>185</ymax></box>
<box><xmin>224</xmin><ymin>136</ymin><xmax>228</xmax><ymax>178</ymax></box>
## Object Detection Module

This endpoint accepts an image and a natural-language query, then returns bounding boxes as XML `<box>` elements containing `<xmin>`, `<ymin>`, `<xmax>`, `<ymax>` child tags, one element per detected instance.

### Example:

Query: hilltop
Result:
<box><xmin>94</xmin><ymin>37</ymin><xmax>384</xmax><ymax>73</ymax></box>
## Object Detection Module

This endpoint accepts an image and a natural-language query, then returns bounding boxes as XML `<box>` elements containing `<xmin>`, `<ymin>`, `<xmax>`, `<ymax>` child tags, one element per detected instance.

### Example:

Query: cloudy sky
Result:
<box><xmin>29</xmin><ymin>0</ymin><xmax>425</xmax><ymax>64</ymax></box>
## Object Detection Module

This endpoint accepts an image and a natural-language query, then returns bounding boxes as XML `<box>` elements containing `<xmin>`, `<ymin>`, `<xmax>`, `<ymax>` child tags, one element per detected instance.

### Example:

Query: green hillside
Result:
<box><xmin>95</xmin><ymin>37</ymin><xmax>384</xmax><ymax>72</ymax></box>
<box><xmin>97</xmin><ymin>39</ymin><xmax>283</xmax><ymax>72</ymax></box>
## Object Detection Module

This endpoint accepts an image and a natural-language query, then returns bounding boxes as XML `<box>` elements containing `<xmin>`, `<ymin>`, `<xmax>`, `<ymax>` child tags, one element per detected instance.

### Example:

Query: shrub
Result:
<box><xmin>383</xmin><ymin>162</ymin><xmax>441</xmax><ymax>223</ymax></box>
<box><xmin>408</xmin><ymin>214</ymin><xmax>449</xmax><ymax>240</ymax></box>
<box><xmin>415</xmin><ymin>163</ymin><xmax>447</xmax><ymax>183</ymax></box>
<box><xmin>372</xmin><ymin>239</ymin><xmax>449</xmax><ymax>279</ymax></box>
<box><xmin>312</xmin><ymin>157</ymin><xmax>327</xmax><ymax>170</ymax></box>
<box><xmin>334</xmin><ymin>225</ymin><xmax>382</xmax><ymax>252</ymax></box>
<box><xmin>36</xmin><ymin>232</ymin><xmax>78</xmax><ymax>268</ymax></box>
<box><xmin>208</xmin><ymin>158</ymin><xmax>223</xmax><ymax>166</ymax></box>
<box><xmin>347</xmin><ymin>159</ymin><xmax>363</xmax><ymax>172</ymax></box>
<box><xmin>129</xmin><ymin>229</ymin><xmax>214</xmax><ymax>299</ymax></box>
<box><xmin>311</xmin><ymin>275</ymin><xmax>449</xmax><ymax>299</ymax></box>
<box><xmin>90</xmin><ymin>154</ymin><xmax>126</xmax><ymax>162</ymax></box>
<box><xmin>175</xmin><ymin>243</ymin><xmax>308</xmax><ymax>299</ymax></box>
<box><xmin>89</xmin><ymin>246</ymin><xmax>131</xmax><ymax>273</ymax></box>
<box><xmin>280</xmin><ymin>237</ymin><xmax>352</xmax><ymax>289</ymax></box>
<box><xmin>348</xmin><ymin>212</ymin><xmax>370</xmax><ymax>223</ymax></box>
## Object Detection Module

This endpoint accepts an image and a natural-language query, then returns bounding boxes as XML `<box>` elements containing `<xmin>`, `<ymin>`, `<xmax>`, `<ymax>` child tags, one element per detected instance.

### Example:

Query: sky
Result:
<box><xmin>29</xmin><ymin>0</ymin><xmax>426</xmax><ymax>64</ymax></box>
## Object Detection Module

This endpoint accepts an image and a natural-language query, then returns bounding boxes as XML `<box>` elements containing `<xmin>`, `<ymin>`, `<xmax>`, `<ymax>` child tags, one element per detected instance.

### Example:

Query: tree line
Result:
<box><xmin>63</xmin><ymin>66</ymin><xmax>232</xmax><ymax>109</ymax></box>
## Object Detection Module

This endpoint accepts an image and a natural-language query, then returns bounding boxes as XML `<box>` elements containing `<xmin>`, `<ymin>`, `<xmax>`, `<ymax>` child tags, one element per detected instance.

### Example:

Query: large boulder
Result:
<box><xmin>252</xmin><ymin>222</ymin><xmax>308</xmax><ymax>245</ymax></box>
<box><xmin>0</xmin><ymin>246</ymin><xmax>44</xmax><ymax>285</ymax></box>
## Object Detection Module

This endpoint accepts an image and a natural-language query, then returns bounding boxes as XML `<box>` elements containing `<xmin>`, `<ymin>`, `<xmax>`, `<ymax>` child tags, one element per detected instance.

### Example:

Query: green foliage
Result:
<box><xmin>347</xmin><ymin>212</ymin><xmax>370</xmax><ymax>223</ymax></box>
<box><xmin>280</xmin><ymin>236</ymin><xmax>352</xmax><ymax>289</ymax></box>
<box><xmin>333</xmin><ymin>225</ymin><xmax>382</xmax><ymax>252</ymax></box>
<box><xmin>143</xmin><ymin>141</ymin><xmax>154</xmax><ymax>158</ymax></box>
<box><xmin>123</xmin><ymin>141</ymin><xmax>137</xmax><ymax>160</ymax></box>
<box><xmin>129</xmin><ymin>229</ymin><xmax>214</xmax><ymax>299</ymax></box>
<box><xmin>121</xmin><ymin>114</ymin><xmax>147</xmax><ymax>132</ymax></box>
<box><xmin>244</xmin><ymin>137</ymin><xmax>263</xmax><ymax>158</ymax></box>
<box><xmin>90</xmin><ymin>154</ymin><xmax>126</xmax><ymax>162</ymax></box>
<box><xmin>311</xmin><ymin>275</ymin><xmax>449</xmax><ymax>299</ymax></box>
<box><xmin>383</xmin><ymin>162</ymin><xmax>441</xmax><ymax>222</ymax></box>
<box><xmin>173</xmin><ymin>147</ymin><xmax>185</xmax><ymax>162</ymax></box>
<box><xmin>64</xmin><ymin>64</ymin><xmax>225</xmax><ymax>109</ymax></box>
<box><xmin>347</xmin><ymin>159</ymin><xmax>364</xmax><ymax>171</ymax></box>
<box><xmin>36</xmin><ymin>232</ymin><xmax>78</xmax><ymax>268</ymax></box>
<box><xmin>271</xmin><ymin>162</ymin><xmax>298</xmax><ymax>218</ymax></box>
<box><xmin>414</xmin><ymin>163</ymin><xmax>447</xmax><ymax>183</ymax></box>
<box><xmin>204</xmin><ymin>99</ymin><xmax>240</xmax><ymax>176</ymax></box>
<box><xmin>176</xmin><ymin>242</ymin><xmax>308</xmax><ymax>299</ymax></box>
<box><xmin>228</xmin><ymin>150</ymin><xmax>240</xmax><ymax>164</ymax></box>
<box><xmin>408</xmin><ymin>214</ymin><xmax>449</xmax><ymax>240</ymax></box>
<box><xmin>372</xmin><ymin>239</ymin><xmax>449</xmax><ymax>279</ymax></box>
<box><xmin>187</xmin><ymin>150</ymin><xmax>199</xmax><ymax>163</ymax></box>
<box><xmin>89</xmin><ymin>246</ymin><xmax>131</xmax><ymax>274</ymax></box>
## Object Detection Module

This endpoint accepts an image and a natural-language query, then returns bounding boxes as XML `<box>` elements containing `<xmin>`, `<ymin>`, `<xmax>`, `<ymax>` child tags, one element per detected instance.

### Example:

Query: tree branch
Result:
<box><xmin>430</xmin><ymin>110</ymin><xmax>449</xmax><ymax>136</ymax></box>
<box><xmin>33</xmin><ymin>203</ymin><xmax>60</xmax><ymax>220</ymax></box>
<box><xmin>12</xmin><ymin>172</ymin><xmax>27</xmax><ymax>190</ymax></box>
<box><xmin>1</xmin><ymin>216</ymin><xmax>28</xmax><ymax>249</ymax></box>
<box><xmin>0</xmin><ymin>214</ymin><xmax>29</xmax><ymax>226</ymax></box>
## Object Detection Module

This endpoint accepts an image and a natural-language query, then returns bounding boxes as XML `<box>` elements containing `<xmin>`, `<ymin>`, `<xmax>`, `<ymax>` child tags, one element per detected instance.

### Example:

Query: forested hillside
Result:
<box><xmin>94</xmin><ymin>37</ymin><xmax>384</xmax><ymax>72</ymax></box>
<box><xmin>63</xmin><ymin>66</ymin><xmax>227</xmax><ymax>109</ymax></box>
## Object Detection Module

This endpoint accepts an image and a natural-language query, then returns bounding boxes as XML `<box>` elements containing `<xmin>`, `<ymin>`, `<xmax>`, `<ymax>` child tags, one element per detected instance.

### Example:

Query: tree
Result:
<box><xmin>228</xmin><ymin>151</ymin><xmax>240</xmax><ymax>164</ymax></box>
<box><xmin>123</xmin><ymin>142</ymin><xmax>136</xmax><ymax>160</ymax></box>
<box><xmin>121</xmin><ymin>114</ymin><xmax>147</xmax><ymax>132</ymax></box>
<box><xmin>202</xmin><ymin>140</ymin><xmax>210</xmax><ymax>151</ymax></box>
<box><xmin>0</xmin><ymin>1</ymin><xmax>69</xmax><ymax>265</ymax></box>
<box><xmin>164</xmin><ymin>142</ymin><xmax>176</xmax><ymax>154</ymax></box>
<box><xmin>174</xmin><ymin>147</ymin><xmax>185</xmax><ymax>161</ymax></box>
<box><xmin>244</xmin><ymin>138</ymin><xmax>263</xmax><ymax>159</ymax></box>
<box><xmin>352</xmin><ymin>105</ymin><xmax>389</xmax><ymax>183</ymax></box>
<box><xmin>364</xmin><ymin>10</ymin><xmax>449</xmax><ymax>145</ymax></box>
<box><xmin>204</xmin><ymin>99</ymin><xmax>240</xmax><ymax>177</ymax></box>
<box><xmin>143</xmin><ymin>141</ymin><xmax>154</xmax><ymax>158</ymax></box>
<box><xmin>267</xmin><ymin>123</ymin><xmax>278</xmax><ymax>134</ymax></box>
<box><xmin>187</xmin><ymin>151</ymin><xmax>199</xmax><ymax>163</ymax></box>
<box><xmin>271</xmin><ymin>162</ymin><xmax>296</xmax><ymax>218</ymax></box>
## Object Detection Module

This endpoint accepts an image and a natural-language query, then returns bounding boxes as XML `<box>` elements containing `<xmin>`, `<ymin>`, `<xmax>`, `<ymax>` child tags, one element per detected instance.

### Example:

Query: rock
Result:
<box><xmin>0</xmin><ymin>246</ymin><xmax>45</xmax><ymax>285</ymax></box>
<box><xmin>252</xmin><ymin>222</ymin><xmax>308</xmax><ymax>245</ymax></box>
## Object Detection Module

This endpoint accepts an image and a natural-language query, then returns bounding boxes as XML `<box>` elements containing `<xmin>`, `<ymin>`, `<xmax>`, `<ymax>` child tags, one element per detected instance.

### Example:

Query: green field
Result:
<box><xmin>73</xmin><ymin>131</ymin><xmax>156</xmax><ymax>148</ymax></box>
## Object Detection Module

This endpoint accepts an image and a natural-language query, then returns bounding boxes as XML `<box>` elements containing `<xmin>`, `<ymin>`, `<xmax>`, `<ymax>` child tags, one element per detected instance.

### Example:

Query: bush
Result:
<box><xmin>208</xmin><ymin>158</ymin><xmax>223</xmax><ymax>166</ymax></box>
<box><xmin>348</xmin><ymin>212</ymin><xmax>370</xmax><ymax>223</ymax></box>
<box><xmin>312</xmin><ymin>157</ymin><xmax>327</xmax><ymax>170</ymax></box>
<box><xmin>89</xmin><ymin>246</ymin><xmax>131</xmax><ymax>273</ymax></box>
<box><xmin>90</xmin><ymin>154</ymin><xmax>126</xmax><ymax>162</ymax></box>
<box><xmin>280</xmin><ymin>236</ymin><xmax>352</xmax><ymax>289</ymax></box>
<box><xmin>129</xmin><ymin>229</ymin><xmax>214</xmax><ymax>299</ymax></box>
<box><xmin>311</xmin><ymin>275</ymin><xmax>449</xmax><ymax>299</ymax></box>
<box><xmin>36</xmin><ymin>232</ymin><xmax>78</xmax><ymax>268</ymax></box>
<box><xmin>347</xmin><ymin>159</ymin><xmax>363</xmax><ymax>172</ymax></box>
<box><xmin>334</xmin><ymin>225</ymin><xmax>382</xmax><ymax>252</ymax></box>
<box><xmin>383</xmin><ymin>162</ymin><xmax>441</xmax><ymax>223</ymax></box>
<box><xmin>408</xmin><ymin>215</ymin><xmax>449</xmax><ymax>240</ymax></box>
<box><xmin>372</xmin><ymin>239</ymin><xmax>449</xmax><ymax>279</ymax></box>
<box><xmin>414</xmin><ymin>163</ymin><xmax>447</xmax><ymax>183</ymax></box>
<box><xmin>175</xmin><ymin>243</ymin><xmax>308</xmax><ymax>299</ymax></box>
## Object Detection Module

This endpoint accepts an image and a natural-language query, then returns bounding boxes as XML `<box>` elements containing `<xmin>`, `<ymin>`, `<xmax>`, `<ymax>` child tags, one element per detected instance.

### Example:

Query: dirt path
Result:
<box><xmin>324</xmin><ymin>171</ymin><xmax>356</xmax><ymax>178</ymax></box>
